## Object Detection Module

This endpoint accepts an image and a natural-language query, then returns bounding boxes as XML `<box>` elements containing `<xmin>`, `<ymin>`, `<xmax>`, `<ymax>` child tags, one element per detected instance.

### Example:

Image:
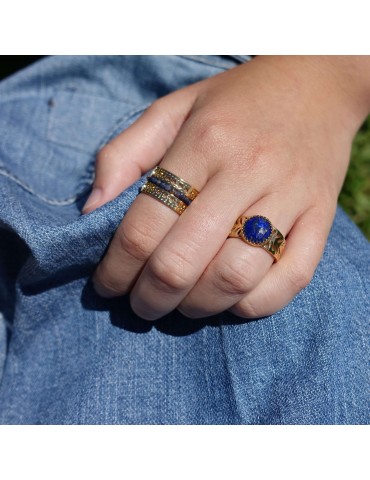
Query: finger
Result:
<box><xmin>92</xmin><ymin>119</ymin><xmax>213</xmax><ymax>297</ymax></box>
<box><xmin>92</xmin><ymin>101</ymin><xmax>263</xmax><ymax>300</ymax></box>
<box><xmin>82</xmin><ymin>83</ymin><xmax>200</xmax><ymax>213</ymax></box>
<box><xmin>92</xmin><ymin>180</ymin><xmax>197</xmax><ymax>297</ymax></box>
<box><xmin>128</xmin><ymin>171</ymin><xmax>267</xmax><ymax>321</ymax></box>
<box><xmin>229</xmin><ymin>204</ymin><xmax>336</xmax><ymax>319</ymax></box>
<box><xmin>176</xmin><ymin>191</ymin><xmax>300</xmax><ymax>318</ymax></box>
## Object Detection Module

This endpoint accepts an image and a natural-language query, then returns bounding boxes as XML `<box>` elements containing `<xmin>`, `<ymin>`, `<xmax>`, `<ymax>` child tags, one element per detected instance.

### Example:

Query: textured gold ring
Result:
<box><xmin>140</xmin><ymin>182</ymin><xmax>188</xmax><ymax>215</ymax></box>
<box><xmin>148</xmin><ymin>166</ymin><xmax>200</xmax><ymax>201</ymax></box>
<box><xmin>228</xmin><ymin>215</ymin><xmax>286</xmax><ymax>262</ymax></box>
<box><xmin>140</xmin><ymin>166</ymin><xmax>200</xmax><ymax>215</ymax></box>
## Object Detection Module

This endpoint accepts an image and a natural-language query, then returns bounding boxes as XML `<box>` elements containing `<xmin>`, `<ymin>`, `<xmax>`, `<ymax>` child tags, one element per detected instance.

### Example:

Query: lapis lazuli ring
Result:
<box><xmin>228</xmin><ymin>215</ymin><xmax>286</xmax><ymax>262</ymax></box>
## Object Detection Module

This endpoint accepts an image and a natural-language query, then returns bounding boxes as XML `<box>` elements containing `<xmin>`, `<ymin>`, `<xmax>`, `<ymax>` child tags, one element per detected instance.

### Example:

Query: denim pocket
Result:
<box><xmin>0</xmin><ymin>90</ymin><xmax>149</xmax><ymax>205</ymax></box>
<box><xmin>47</xmin><ymin>90</ymin><xmax>148</xmax><ymax>154</ymax></box>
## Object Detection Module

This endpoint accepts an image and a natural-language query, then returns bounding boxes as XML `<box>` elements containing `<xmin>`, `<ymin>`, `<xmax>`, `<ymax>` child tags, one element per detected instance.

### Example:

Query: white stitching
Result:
<box><xmin>0</xmin><ymin>103</ymin><xmax>151</xmax><ymax>206</ymax></box>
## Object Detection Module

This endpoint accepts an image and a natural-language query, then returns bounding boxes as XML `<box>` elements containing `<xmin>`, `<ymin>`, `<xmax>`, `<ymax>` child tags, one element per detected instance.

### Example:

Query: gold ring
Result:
<box><xmin>140</xmin><ymin>182</ymin><xmax>188</xmax><ymax>215</ymax></box>
<box><xmin>228</xmin><ymin>215</ymin><xmax>286</xmax><ymax>262</ymax></box>
<box><xmin>148</xmin><ymin>166</ymin><xmax>200</xmax><ymax>201</ymax></box>
<box><xmin>140</xmin><ymin>166</ymin><xmax>200</xmax><ymax>215</ymax></box>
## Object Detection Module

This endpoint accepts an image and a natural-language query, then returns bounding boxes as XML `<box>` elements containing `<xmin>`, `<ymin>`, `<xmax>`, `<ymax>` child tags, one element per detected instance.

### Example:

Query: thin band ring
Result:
<box><xmin>149</xmin><ymin>166</ymin><xmax>200</xmax><ymax>201</ymax></box>
<box><xmin>140</xmin><ymin>182</ymin><xmax>188</xmax><ymax>215</ymax></box>
<box><xmin>140</xmin><ymin>166</ymin><xmax>200</xmax><ymax>215</ymax></box>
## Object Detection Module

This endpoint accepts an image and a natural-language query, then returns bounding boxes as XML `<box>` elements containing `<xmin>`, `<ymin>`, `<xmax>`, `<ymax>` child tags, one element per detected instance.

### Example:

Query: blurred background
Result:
<box><xmin>0</xmin><ymin>56</ymin><xmax>369</xmax><ymax>240</ymax></box>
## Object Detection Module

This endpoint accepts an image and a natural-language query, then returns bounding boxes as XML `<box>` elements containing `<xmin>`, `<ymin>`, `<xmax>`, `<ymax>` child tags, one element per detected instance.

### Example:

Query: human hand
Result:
<box><xmin>83</xmin><ymin>56</ymin><xmax>370</xmax><ymax>320</ymax></box>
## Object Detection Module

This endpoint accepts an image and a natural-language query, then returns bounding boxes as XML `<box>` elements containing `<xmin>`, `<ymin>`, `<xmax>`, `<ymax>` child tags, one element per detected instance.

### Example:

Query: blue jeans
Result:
<box><xmin>0</xmin><ymin>56</ymin><xmax>368</xmax><ymax>424</ymax></box>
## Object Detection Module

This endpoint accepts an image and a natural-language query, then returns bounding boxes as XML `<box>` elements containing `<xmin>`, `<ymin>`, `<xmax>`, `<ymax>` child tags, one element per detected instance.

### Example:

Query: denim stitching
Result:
<box><xmin>0</xmin><ymin>165</ymin><xmax>87</xmax><ymax>206</ymax></box>
<box><xmin>0</xmin><ymin>104</ymin><xmax>151</xmax><ymax>206</ymax></box>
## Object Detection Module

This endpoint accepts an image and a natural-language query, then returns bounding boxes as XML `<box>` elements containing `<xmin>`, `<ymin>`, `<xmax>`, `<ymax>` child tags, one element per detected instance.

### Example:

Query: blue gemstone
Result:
<box><xmin>243</xmin><ymin>216</ymin><xmax>272</xmax><ymax>244</ymax></box>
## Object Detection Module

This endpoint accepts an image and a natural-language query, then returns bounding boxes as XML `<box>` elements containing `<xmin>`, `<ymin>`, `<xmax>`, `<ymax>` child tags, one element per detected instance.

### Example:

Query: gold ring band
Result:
<box><xmin>228</xmin><ymin>215</ymin><xmax>286</xmax><ymax>262</ymax></box>
<box><xmin>140</xmin><ymin>166</ymin><xmax>200</xmax><ymax>215</ymax></box>
<box><xmin>149</xmin><ymin>166</ymin><xmax>200</xmax><ymax>201</ymax></box>
<box><xmin>140</xmin><ymin>182</ymin><xmax>188</xmax><ymax>215</ymax></box>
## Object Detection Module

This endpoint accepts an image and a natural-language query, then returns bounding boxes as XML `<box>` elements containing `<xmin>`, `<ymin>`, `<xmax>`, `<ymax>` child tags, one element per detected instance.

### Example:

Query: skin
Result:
<box><xmin>82</xmin><ymin>56</ymin><xmax>370</xmax><ymax>321</ymax></box>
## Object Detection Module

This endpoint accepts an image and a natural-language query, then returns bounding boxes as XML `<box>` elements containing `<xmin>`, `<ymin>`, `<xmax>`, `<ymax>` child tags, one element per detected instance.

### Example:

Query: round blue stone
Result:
<box><xmin>243</xmin><ymin>216</ymin><xmax>272</xmax><ymax>244</ymax></box>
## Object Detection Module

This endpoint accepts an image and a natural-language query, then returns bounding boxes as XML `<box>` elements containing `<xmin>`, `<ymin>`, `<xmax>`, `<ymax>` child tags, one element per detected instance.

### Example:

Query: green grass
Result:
<box><xmin>338</xmin><ymin>116</ymin><xmax>370</xmax><ymax>240</ymax></box>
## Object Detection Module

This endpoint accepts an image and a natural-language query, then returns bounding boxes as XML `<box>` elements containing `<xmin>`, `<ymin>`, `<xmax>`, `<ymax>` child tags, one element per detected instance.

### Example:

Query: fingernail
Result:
<box><xmin>82</xmin><ymin>188</ymin><xmax>103</xmax><ymax>213</ymax></box>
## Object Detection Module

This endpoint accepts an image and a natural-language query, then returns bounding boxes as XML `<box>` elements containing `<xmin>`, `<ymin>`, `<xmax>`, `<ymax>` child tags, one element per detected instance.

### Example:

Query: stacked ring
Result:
<box><xmin>140</xmin><ymin>182</ymin><xmax>188</xmax><ymax>215</ymax></box>
<box><xmin>140</xmin><ymin>168</ymin><xmax>286</xmax><ymax>261</ymax></box>
<box><xmin>140</xmin><ymin>166</ymin><xmax>200</xmax><ymax>215</ymax></box>
<box><xmin>228</xmin><ymin>215</ymin><xmax>286</xmax><ymax>262</ymax></box>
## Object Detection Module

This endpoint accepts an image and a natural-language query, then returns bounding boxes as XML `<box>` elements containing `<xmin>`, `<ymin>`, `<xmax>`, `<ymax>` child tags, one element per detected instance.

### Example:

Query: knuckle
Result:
<box><xmin>188</xmin><ymin>115</ymin><xmax>277</xmax><ymax>176</ymax></box>
<box><xmin>147</xmin><ymin>252</ymin><xmax>192</xmax><ymax>293</ymax></box>
<box><xmin>176</xmin><ymin>305</ymin><xmax>199</xmax><ymax>319</ymax></box>
<box><xmin>197</xmin><ymin>119</ymin><xmax>227</xmax><ymax>144</ymax></box>
<box><xmin>231</xmin><ymin>298</ymin><xmax>261</xmax><ymax>319</ymax></box>
<box><xmin>190</xmin><ymin>115</ymin><xmax>236</xmax><ymax>156</ymax></box>
<box><xmin>213</xmin><ymin>259</ymin><xmax>255</xmax><ymax>296</ymax></box>
<box><xmin>93</xmin><ymin>265</ymin><xmax>124</xmax><ymax>297</ymax></box>
<box><xmin>286</xmin><ymin>264</ymin><xmax>313</xmax><ymax>292</ymax></box>
<box><xmin>117</xmin><ymin>221</ymin><xmax>154</xmax><ymax>262</ymax></box>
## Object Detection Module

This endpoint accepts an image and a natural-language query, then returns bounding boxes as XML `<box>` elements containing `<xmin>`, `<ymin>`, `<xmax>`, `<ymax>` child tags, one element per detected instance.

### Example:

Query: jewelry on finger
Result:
<box><xmin>228</xmin><ymin>215</ymin><xmax>286</xmax><ymax>262</ymax></box>
<box><xmin>149</xmin><ymin>166</ymin><xmax>200</xmax><ymax>201</ymax></box>
<box><xmin>146</xmin><ymin>175</ymin><xmax>193</xmax><ymax>206</ymax></box>
<box><xmin>140</xmin><ymin>182</ymin><xmax>188</xmax><ymax>215</ymax></box>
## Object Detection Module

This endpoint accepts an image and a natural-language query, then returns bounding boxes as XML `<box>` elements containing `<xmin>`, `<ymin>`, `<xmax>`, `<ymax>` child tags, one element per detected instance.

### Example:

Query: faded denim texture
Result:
<box><xmin>0</xmin><ymin>55</ymin><xmax>369</xmax><ymax>424</ymax></box>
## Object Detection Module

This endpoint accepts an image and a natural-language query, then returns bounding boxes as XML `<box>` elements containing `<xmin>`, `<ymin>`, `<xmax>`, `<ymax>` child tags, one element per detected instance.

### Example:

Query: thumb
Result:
<box><xmin>82</xmin><ymin>84</ymin><xmax>200</xmax><ymax>214</ymax></box>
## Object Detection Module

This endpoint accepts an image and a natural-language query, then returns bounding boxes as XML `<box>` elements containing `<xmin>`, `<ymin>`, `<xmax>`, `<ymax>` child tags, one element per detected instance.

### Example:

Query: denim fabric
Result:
<box><xmin>0</xmin><ymin>55</ymin><xmax>368</xmax><ymax>424</ymax></box>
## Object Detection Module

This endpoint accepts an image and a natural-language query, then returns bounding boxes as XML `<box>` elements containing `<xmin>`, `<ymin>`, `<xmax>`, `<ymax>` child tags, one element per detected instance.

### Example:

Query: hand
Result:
<box><xmin>83</xmin><ymin>56</ymin><xmax>370</xmax><ymax>320</ymax></box>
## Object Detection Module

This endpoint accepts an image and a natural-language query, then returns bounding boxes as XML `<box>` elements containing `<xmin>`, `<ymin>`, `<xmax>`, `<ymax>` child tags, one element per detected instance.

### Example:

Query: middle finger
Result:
<box><xmin>129</xmin><ymin>171</ymin><xmax>264</xmax><ymax>320</ymax></box>
<box><xmin>177</xmin><ymin>191</ymin><xmax>299</xmax><ymax>318</ymax></box>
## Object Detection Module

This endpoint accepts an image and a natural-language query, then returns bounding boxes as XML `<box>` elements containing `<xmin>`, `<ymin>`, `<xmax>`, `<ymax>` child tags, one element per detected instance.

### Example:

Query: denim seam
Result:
<box><xmin>0</xmin><ymin>89</ymin><xmax>137</xmax><ymax>104</ymax></box>
<box><xmin>0</xmin><ymin>92</ymin><xmax>55</xmax><ymax>103</ymax></box>
<box><xmin>0</xmin><ymin>166</ymin><xmax>89</xmax><ymax>206</ymax></box>
<box><xmin>47</xmin><ymin>97</ymin><xmax>151</xmax><ymax>153</ymax></box>
<box><xmin>0</xmin><ymin>104</ymin><xmax>151</xmax><ymax>206</ymax></box>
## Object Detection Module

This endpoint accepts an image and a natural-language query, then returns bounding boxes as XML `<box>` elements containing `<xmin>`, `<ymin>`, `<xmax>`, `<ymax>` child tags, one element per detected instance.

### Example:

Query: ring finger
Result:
<box><xmin>230</xmin><ymin>203</ymin><xmax>335</xmax><ymax>318</ymax></box>
<box><xmin>177</xmin><ymin>191</ymin><xmax>302</xmax><ymax>318</ymax></box>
